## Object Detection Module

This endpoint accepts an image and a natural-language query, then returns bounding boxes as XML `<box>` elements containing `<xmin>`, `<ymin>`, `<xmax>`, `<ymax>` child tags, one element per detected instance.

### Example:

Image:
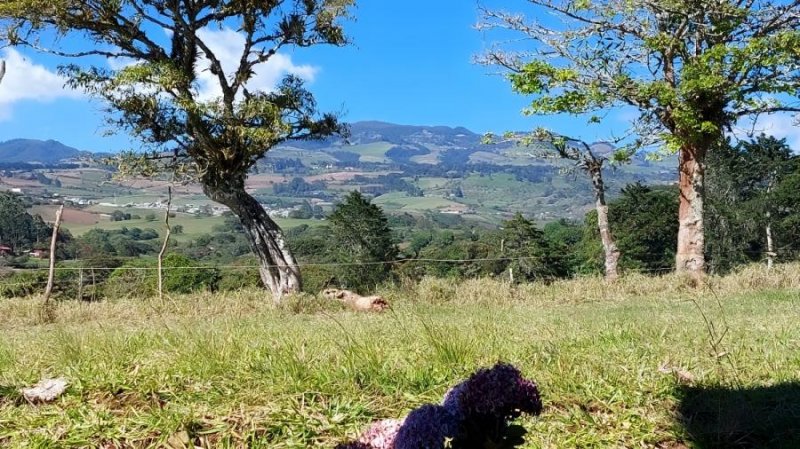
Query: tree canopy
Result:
<box><xmin>0</xmin><ymin>0</ymin><xmax>354</xmax><ymax>299</ymax></box>
<box><xmin>1</xmin><ymin>0</ymin><xmax>352</xmax><ymax>186</ymax></box>
<box><xmin>481</xmin><ymin>0</ymin><xmax>800</xmax><ymax>275</ymax></box>
<box><xmin>328</xmin><ymin>191</ymin><xmax>398</xmax><ymax>293</ymax></box>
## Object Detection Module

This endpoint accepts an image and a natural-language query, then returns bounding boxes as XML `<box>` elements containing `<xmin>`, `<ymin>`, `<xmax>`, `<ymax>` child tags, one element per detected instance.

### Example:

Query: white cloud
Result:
<box><xmin>0</xmin><ymin>49</ymin><xmax>84</xmax><ymax>120</ymax></box>
<box><xmin>194</xmin><ymin>27</ymin><xmax>318</xmax><ymax>101</ymax></box>
<box><xmin>107</xmin><ymin>56</ymin><xmax>140</xmax><ymax>71</ymax></box>
<box><xmin>734</xmin><ymin>113</ymin><xmax>800</xmax><ymax>152</ymax></box>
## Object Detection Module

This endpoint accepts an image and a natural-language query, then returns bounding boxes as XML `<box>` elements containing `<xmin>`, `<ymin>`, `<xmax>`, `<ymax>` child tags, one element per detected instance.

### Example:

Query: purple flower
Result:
<box><xmin>394</xmin><ymin>404</ymin><xmax>461</xmax><ymax>449</ymax></box>
<box><xmin>357</xmin><ymin>418</ymin><xmax>404</xmax><ymax>449</ymax></box>
<box><xmin>441</xmin><ymin>363</ymin><xmax>542</xmax><ymax>446</ymax></box>
<box><xmin>334</xmin><ymin>364</ymin><xmax>542</xmax><ymax>449</ymax></box>
<box><xmin>443</xmin><ymin>362</ymin><xmax>542</xmax><ymax>420</ymax></box>
<box><xmin>334</xmin><ymin>442</ymin><xmax>372</xmax><ymax>449</ymax></box>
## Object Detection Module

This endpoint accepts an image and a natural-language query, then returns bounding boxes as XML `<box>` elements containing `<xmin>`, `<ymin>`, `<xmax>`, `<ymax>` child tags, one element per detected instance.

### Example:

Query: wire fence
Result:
<box><xmin>3</xmin><ymin>242</ymin><xmax>800</xmax><ymax>272</ymax></box>
<box><xmin>2</xmin><ymin>240</ymin><xmax>799</xmax><ymax>299</ymax></box>
<box><xmin>2</xmin><ymin>249</ymin><xmax>799</xmax><ymax>277</ymax></box>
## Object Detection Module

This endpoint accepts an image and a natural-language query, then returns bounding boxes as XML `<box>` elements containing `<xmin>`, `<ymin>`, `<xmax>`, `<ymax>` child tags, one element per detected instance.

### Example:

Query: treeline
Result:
<box><xmin>0</xmin><ymin>162</ymin><xmax>81</xmax><ymax>170</ymax></box>
<box><xmin>0</xmin><ymin>192</ymin><xmax>58</xmax><ymax>254</ymax></box>
<box><xmin>1</xmin><ymin>134</ymin><xmax>798</xmax><ymax>299</ymax></box>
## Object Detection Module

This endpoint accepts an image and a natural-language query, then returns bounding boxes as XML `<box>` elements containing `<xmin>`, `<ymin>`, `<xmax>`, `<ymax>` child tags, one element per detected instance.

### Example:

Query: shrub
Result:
<box><xmin>0</xmin><ymin>271</ymin><xmax>44</xmax><ymax>298</ymax></box>
<box><xmin>104</xmin><ymin>254</ymin><xmax>219</xmax><ymax>299</ymax></box>
<box><xmin>217</xmin><ymin>266</ymin><xmax>262</xmax><ymax>292</ymax></box>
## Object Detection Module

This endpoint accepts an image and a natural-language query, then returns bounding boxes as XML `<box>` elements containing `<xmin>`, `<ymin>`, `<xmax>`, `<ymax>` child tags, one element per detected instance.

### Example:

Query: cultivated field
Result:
<box><xmin>1</xmin><ymin>265</ymin><xmax>799</xmax><ymax>448</ymax></box>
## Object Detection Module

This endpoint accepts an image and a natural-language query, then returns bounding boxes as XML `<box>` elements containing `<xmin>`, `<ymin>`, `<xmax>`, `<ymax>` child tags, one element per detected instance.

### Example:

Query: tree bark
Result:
<box><xmin>204</xmin><ymin>183</ymin><xmax>301</xmax><ymax>303</ymax></box>
<box><xmin>676</xmin><ymin>144</ymin><xmax>706</xmax><ymax>277</ymax></box>
<box><xmin>590</xmin><ymin>167</ymin><xmax>620</xmax><ymax>281</ymax></box>
<box><xmin>765</xmin><ymin>179</ymin><xmax>776</xmax><ymax>270</ymax></box>
<box><xmin>766</xmin><ymin>214</ymin><xmax>775</xmax><ymax>270</ymax></box>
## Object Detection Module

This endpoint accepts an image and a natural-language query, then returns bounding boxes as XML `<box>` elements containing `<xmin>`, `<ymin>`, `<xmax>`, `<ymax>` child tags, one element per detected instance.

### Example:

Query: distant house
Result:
<box><xmin>0</xmin><ymin>245</ymin><xmax>12</xmax><ymax>257</ymax></box>
<box><xmin>29</xmin><ymin>249</ymin><xmax>48</xmax><ymax>259</ymax></box>
<box><xmin>10</xmin><ymin>188</ymin><xmax>22</xmax><ymax>194</ymax></box>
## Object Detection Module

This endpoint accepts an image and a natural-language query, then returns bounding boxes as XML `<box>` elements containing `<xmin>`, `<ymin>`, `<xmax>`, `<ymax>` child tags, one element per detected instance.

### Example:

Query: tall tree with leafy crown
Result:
<box><xmin>480</xmin><ymin>0</ymin><xmax>800</xmax><ymax>277</ymax></box>
<box><xmin>0</xmin><ymin>0</ymin><xmax>353</xmax><ymax>301</ymax></box>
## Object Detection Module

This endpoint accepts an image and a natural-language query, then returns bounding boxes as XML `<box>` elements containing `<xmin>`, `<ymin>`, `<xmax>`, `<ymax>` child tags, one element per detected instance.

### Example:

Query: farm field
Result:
<box><xmin>30</xmin><ymin>204</ymin><xmax>323</xmax><ymax>241</ymax></box>
<box><xmin>371</xmin><ymin>192</ymin><xmax>466</xmax><ymax>213</ymax></box>
<box><xmin>1</xmin><ymin>265</ymin><xmax>799</xmax><ymax>448</ymax></box>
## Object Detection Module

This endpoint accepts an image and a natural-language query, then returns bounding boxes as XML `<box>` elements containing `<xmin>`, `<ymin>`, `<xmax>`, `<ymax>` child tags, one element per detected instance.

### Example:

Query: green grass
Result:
<box><xmin>267</xmin><ymin>147</ymin><xmax>338</xmax><ymax>165</ymax></box>
<box><xmin>62</xmin><ymin>215</ymin><xmax>323</xmax><ymax>241</ymax></box>
<box><xmin>338</xmin><ymin>143</ymin><xmax>394</xmax><ymax>163</ymax></box>
<box><xmin>1</xmin><ymin>265</ymin><xmax>800</xmax><ymax>447</ymax></box>
<box><xmin>372</xmin><ymin>192</ymin><xmax>464</xmax><ymax>212</ymax></box>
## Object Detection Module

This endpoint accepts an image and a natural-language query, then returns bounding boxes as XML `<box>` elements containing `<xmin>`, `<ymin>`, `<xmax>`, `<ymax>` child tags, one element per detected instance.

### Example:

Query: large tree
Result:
<box><xmin>580</xmin><ymin>183</ymin><xmax>678</xmax><ymax>273</ymax></box>
<box><xmin>488</xmin><ymin>130</ymin><xmax>623</xmax><ymax>281</ymax></box>
<box><xmin>706</xmin><ymin>134</ymin><xmax>799</xmax><ymax>271</ymax></box>
<box><xmin>0</xmin><ymin>0</ymin><xmax>352</xmax><ymax>301</ymax></box>
<box><xmin>0</xmin><ymin>192</ymin><xmax>54</xmax><ymax>253</ymax></box>
<box><xmin>481</xmin><ymin>0</ymin><xmax>800</xmax><ymax>277</ymax></box>
<box><xmin>328</xmin><ymin>191</ymin><xmax>398</xmax><ymax>293</ymax></box>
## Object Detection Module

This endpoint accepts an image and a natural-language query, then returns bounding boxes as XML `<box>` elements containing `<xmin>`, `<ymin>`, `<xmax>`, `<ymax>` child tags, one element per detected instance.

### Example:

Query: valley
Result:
<box><xmin>0</xmin><ymin>121</ymin><xmax>676</xmax><ymax>237</ymax></box>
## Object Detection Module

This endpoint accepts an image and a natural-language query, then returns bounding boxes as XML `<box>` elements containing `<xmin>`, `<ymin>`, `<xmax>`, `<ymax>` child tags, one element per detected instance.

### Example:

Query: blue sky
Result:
<box><xmin>0</xmin><ymin>1</ymin><xmax>797</xmax><ymax>152</ymax></box>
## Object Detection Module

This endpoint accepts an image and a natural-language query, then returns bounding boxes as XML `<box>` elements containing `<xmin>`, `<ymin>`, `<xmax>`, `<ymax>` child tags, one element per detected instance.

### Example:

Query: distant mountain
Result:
<box><xmin>0</xmin><ymin>139</ymin><xmax>87</xmax><ymax>164</ymax></box>
<box><xmin>288</xmin><ymin>121</ymin><xmax>486</xmax><ymax>150</ymax></box>
<box><xmin>347</xmin><ymin>121</ymin><xmax>481</xmax><ymax>146</ymax></box>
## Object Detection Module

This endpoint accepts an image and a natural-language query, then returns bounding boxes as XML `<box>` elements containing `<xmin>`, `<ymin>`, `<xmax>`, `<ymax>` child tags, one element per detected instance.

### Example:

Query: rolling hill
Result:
<box><xmin>0</xmin><ymin>139</ymin><xmax>87</xmax><ymax>164</ymax></box>
<box><xmin>1</xmin><ymin>121</ymin><xmax>678</xmax><ymax>223</ymax></box>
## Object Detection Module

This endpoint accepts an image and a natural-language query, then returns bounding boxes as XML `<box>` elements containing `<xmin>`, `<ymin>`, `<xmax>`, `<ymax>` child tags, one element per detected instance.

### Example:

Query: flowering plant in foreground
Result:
<box><xmin>335</xmin><ymin>363</ymin><xmax>542</xmax><ymax>449</ymax></box>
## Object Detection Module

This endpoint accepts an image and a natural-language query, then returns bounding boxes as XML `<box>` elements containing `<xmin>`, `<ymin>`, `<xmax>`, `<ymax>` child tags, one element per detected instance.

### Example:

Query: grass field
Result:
<box><xmin>1</xmin><ymin>265</ymin><xmax>799</xmax><ymax>448</ymax></box>
<box><xmin>372</xmin><ymin>192</ymin><xmax>465</xmax><ymax>212</ymax></box>
<box><xmin>51</xmin><ymin>211</ymin><xmax>322</xmax><ymax>242</ymax></box>
<box><xmin>340</xmin><ymin>143</ymin><xmax>394</xmax><ymax>163</ymax></box>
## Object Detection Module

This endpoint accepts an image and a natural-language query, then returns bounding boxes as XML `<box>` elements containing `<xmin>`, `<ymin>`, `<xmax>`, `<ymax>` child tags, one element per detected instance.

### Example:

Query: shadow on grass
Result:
<box><xmin>678</xmin><ymin>382</ymin><xmax>800</xmax><ymax>448</ymax></box>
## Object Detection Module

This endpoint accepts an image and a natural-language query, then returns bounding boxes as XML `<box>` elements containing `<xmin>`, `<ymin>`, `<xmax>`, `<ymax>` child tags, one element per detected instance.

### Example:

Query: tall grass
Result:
<box><xmin>0</xmin><ymin>264</ymin><xmax>799</xmax><ymax>447</ymax></box>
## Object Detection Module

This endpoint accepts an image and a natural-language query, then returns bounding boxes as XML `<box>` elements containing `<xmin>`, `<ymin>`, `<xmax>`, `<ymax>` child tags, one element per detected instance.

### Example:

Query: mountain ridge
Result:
<box><xmin>0</xmin><ymin>139</ymin><xmax>88</xmax><ymax>164</ymax></box>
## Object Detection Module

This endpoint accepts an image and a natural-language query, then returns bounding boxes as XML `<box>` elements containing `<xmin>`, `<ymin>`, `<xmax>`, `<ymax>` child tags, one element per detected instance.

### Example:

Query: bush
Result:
<box><xmin>217</xmin><ymin>264</ymin><xmax>262</xmax><ymax>292</ymax></box>
<box><xmin>104</xmin><ymin>254</ymin><xmax>219</xmax><ymax>299</ymax></box>
<box><xmin>0</xmin><ymin>271</ymin><xmax>44</xmax><ymax>298</ymax></box>
<box><xmin>0</xmin><ymin>268</ymin><xmax>85</xmax><ymax>300</ymax></box>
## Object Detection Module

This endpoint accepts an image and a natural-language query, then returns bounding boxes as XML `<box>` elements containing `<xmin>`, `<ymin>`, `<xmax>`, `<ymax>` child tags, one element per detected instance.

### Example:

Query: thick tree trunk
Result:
<box><xmin>204</xmin><ymin>183</ymin><xmax>301</xmax><ymax>303</ymax></box>
<box><xmin>590</xmin><ymin>167</ymin><xmax>620</xmax><ymax>281</ymax></box>
<box><xmin>676</xmin><ymin>144</ymin><xmax>706</xmax><ymax>276</ymax></box>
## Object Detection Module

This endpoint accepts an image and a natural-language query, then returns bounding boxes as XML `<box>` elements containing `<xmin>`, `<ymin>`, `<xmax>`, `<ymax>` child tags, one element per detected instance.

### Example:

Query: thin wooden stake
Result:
<box><xmin>157</xmin><ymin>187</ymin><xmax>173</xmax><ymax>301</ymax></box>
<box><xmin>43</xmin><ymin>205</ymin><xmax>64</xmax><ymax>304</ymax></box>
<box><xmin>77</xmin><ymin>268</ymin><xmax>83</xmax><ymax>301</ymax></box>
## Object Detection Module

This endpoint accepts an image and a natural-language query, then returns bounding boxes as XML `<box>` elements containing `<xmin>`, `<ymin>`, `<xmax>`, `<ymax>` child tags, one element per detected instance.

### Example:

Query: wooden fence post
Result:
<box><xmin>43</xmin><ymin>205</ymin><xmax>64</xmax><ymax>304</ymax></box>
<box><xmin>157</xmin><ymin>187</ymin><xmax>172</xmax><ymax>301</ymax></box>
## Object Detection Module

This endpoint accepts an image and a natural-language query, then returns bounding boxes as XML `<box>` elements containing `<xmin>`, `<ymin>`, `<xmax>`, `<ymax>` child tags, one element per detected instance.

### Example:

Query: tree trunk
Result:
<box><xmin>204</xmin><ymin>183</ymin><xmax>301</xmax><ymax>303</ymax></box>
<box><xmin>676</xmin><ymin>144</ymin><xmax>706</xmax><ymax>277</ymax></box>
<box><xmin>765</xmin><ymin>179</ymin><xmax>775</xmax><ymax>270</ymax></box>
<box><xmin>590</xmin><ymin>167</ymin><xmax>620</xmax><ymax>281</ymax></box>
<box><xmin>765</xmin><ymin>215</ymin><xmax>775</xmax><ymax>270</ymax></box>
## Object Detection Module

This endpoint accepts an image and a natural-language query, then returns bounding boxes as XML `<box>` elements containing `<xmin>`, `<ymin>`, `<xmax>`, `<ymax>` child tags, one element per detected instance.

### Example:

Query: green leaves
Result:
<box><xmin>510</xmin><ymin>61</ymin><xmax>579</xmax><ymax>95</ymax></box>
<box><xmin>484</xmin><ymin>0</ymin><xmax>800</xmax><ymax>153</ymax></box>
<box><xmin>0</xmin><ymin>0</ymin><xmax>352</xmax><ymax>183</ymax></box>
<box><xmin>328</xmin><ymin>191</ymin><xmax>398</xmax><ymax>293</ymax></box>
